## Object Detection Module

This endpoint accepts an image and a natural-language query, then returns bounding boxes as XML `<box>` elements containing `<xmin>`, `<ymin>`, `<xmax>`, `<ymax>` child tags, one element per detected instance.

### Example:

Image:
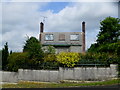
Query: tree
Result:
<box><xmin>10</xmin><ymin>50</ymin><xmax>12</xmax><ymax>55</ymax></box>
<box><xmin>23</xmin><ymin>36</ymin><xmax>40</xmax><ymax>52</ymax></box>
<box><xmin>88</xmin><ymin>17</ymin><xmax>120</xmax><ymax>53</ymax></box>
<box><xmin>23</xmin><ymin>36</ymin><xmax>44</xmax><ymax>65</ymax></box>
<box><xmin>0</xmin><ymin>50</ymin><xmax>2</xmax><ymax>70</ymax></box>
<box><xmin>88</xmin><ymin>17</ymin><xmax>120</xmax><ymax>76</ymax></box>
<box><xmin>2</xmin><ymin>42</ymin><xmax>9</xmax><ymax>70</ymax></box>
<box><xmin>97</xmin><ymin>16</ymin><xmax>120</xmax><ymax>44</ymax></box>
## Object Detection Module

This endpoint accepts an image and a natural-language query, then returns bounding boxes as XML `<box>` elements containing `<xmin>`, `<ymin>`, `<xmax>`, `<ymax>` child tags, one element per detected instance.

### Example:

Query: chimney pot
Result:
<box><xmin>40</xmin><ymin>22</ymin><xmax>44</xmax><ymax>33</ymax></box>
<box><xmin>39</xmin><ymin>22</ymin><xmax>44</xmax><ymax>41</ymax></box>
<box><xmin>82</xmin><ymin>21</ymin><xmax>85</xmax><ymax>53</ymax></box>
<box><xmin>82</xmin><ymin>21</ymin><xmax>85</xmax><ymax>33</ymax></box>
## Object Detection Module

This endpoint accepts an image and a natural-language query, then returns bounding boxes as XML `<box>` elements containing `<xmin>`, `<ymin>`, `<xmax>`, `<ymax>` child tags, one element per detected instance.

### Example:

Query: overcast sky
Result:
<box><xmin>0</xmin><ymin>0</ymin><xmax>119</xmax><ymax>52</ymax></box>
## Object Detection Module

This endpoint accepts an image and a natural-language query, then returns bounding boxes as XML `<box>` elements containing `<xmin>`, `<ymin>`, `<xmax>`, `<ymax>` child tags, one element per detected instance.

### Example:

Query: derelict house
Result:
<box><xmin>39</xmin><ymin>22</ymin><xmax>86</xmax><ymax>53</ymax></box>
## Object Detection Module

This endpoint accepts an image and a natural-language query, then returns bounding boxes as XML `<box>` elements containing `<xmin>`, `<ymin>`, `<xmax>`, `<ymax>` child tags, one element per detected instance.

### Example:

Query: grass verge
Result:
<box><xmin>1</xmin><ymin>79</ymin><xmax>120</xmax><ymax>88</ymax></box>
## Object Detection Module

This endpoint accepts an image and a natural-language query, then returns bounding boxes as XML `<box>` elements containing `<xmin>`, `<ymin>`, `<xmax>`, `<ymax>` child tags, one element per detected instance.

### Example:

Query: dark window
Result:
<box><xmin>59</xmin><ymin>34</ymin><xmax>65</xmax><ymax>41</ymax></box>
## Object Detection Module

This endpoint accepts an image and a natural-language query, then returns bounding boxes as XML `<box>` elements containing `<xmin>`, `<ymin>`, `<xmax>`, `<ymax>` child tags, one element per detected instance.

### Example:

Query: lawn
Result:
<box><xmin>1</xmin><ymin>79</ymin><xmax>120</xmax><ymax>88</ymax></box>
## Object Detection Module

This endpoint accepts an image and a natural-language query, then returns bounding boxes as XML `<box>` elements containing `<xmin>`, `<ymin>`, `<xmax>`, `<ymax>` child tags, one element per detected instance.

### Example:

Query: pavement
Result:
<box><xmin>69</xmin><ymin>84</ymin><xmax>120</xmax><ymax>88</ymax></box>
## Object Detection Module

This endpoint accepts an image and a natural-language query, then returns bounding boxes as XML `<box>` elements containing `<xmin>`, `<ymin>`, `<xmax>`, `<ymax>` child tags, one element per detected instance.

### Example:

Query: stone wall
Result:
<box><xmin>1</xmin><ymin>71</ymin><xmax>18</xmax><ymax>83</ymax></box>
<box><xmin>1</xmin><ymin>64</ymin><xmax>118</xmax><ymax>83</ymax></box>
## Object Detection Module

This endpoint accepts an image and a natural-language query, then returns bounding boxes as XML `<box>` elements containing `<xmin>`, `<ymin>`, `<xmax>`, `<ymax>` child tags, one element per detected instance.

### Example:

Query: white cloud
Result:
<box><xmin>2</xmin><ymin>2</ymin><xmax>45</xmax><ymax>51</ymax></box>
<box><xmin>45</xmin><ymin>2</ymin><xmax>117</xmax><ymax>31</ymax></box>
<box><xmin>1</xmin><ymin>2</ymin><xmax>118</xmax><ymax>52</ymax></box>
<box><xmin>44</xmin><ymin>2</ymin><xmax>117</xmax><ymax>49</ymax></box>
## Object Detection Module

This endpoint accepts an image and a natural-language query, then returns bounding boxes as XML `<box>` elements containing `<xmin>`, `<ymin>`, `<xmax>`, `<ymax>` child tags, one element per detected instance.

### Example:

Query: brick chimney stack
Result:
<box><xmin>82</xmin><ymin>21</ymin><xmax>85</xmax><ymax>53</ymax></box>
<box><xmin>39</xmin><ymin>22</ymin><xmax>44</xmax><ymax>41</ymax></box>
<box><xmin>40</xmin><ymin>22</ymin><xmax>44</xmax><ymax>33</ymax></box>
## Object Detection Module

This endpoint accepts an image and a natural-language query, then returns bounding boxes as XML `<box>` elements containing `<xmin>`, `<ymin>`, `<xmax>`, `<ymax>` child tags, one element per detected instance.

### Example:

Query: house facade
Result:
<box><xmin>39</xmin><ymin>22</ymin><xmax>86</xmax><ymax>53</ymax></box>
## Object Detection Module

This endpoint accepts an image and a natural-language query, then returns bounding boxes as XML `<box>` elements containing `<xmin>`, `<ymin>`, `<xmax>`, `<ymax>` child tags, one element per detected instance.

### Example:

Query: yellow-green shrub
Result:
<box><xmin>42</xmin><ymin>54</ymin><xmax>59</xmax><ymax>69</ymax></box>
<box><xmin>44</xmin><ymin>54</ymin><xmax>56</xmax><ymax>62</ymax></box>
<box><xmin>56</xmin><ymin>52</ymin><xmax>80</xmax><ymax>67</ymax></box>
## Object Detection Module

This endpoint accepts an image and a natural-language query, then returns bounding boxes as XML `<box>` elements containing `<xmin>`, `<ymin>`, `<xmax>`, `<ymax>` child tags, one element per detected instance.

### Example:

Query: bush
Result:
<box><xmin>56</xmin><ymin>52</ymin><xmax>80</xmax><ymax>67</ymax></box>
<box><xmin>88</xmin><ymin>42</ymin><xmax>120</xmax><ymax>55</ymax></box>
<box><xmin>7</xmin><ymin>52</ymin><xmax>29</xmax><ymax>72</ymax></box>
<box><xmin>44</xmin><ymin>54</ymin><xmax>56</xmax><ymax>62</ymax></box>
<box><xmin>42</xmin><ymin>54</ymin><xmax>59</xmax><ymax>69</ymax></box>
<box><xmin>78</xmin><ymin>52</ymin><xmax>119</xmax><ymax>66</ymax></box>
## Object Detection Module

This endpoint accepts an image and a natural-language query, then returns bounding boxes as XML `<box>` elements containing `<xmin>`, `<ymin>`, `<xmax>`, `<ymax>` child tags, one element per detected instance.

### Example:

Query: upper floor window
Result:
<box><xmin>59</xmin><ymin>34</ymin><xmax>65</xmax><ymax>41</ymax></box>
<box><xmin>45</xmin><ymin>34</ymin><xmax>54</xmax><ymax>41</ymax></box>
<box><xmin>70</xmin><ymin>34</ymin><xmax>79</xmax><ymax>41</ymax></box>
